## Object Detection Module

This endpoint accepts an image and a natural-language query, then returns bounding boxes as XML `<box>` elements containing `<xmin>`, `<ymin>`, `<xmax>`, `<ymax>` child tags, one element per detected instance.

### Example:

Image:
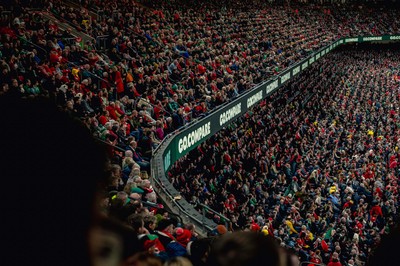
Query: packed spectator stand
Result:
<box><xmin>2</xmin><ymin>0</ymin><xmax>400</xmax><ymax>265</ymax></box>
<box><xmin>169</xmin><ymin>43</ymin><xmax>400</xmax><ymax>265</ymax></box>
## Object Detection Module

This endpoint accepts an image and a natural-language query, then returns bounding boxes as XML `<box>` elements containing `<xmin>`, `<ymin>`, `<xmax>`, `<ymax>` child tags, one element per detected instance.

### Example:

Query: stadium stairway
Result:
<box><xmin>34</xmin><ymin>10</ymin><xmax>94</xmax><ymax>45</ymax></box>
<box><xmin>63</xmin><ymin>0</ymin><xmax>99</xmax><ymax>20</ymax></box>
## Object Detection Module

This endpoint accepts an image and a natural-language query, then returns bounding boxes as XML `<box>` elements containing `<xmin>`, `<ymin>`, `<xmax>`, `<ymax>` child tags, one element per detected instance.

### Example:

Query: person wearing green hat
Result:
<box><xmin>131</xmin><ymin>187</ymin><xmax>145</xmax><ymax>194</ymax></box>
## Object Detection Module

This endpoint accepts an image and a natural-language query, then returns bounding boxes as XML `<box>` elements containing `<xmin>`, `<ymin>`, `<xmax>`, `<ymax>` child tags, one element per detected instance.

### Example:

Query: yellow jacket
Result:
<box><xmin>285</xmin><ymin>220</ymin><xmax>298</xmax><ymax>234</ymax></box>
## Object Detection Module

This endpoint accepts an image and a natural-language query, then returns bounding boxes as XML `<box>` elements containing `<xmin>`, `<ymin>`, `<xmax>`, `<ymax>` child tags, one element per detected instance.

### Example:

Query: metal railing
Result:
<box><xmin>17</xmin><ymin>36</ymin><xmax>48</xmax><ymax>55</ymax></box>
<box><xmin>197</xmin><ymin>203</ymin><xmax>231</xmax><ymax>231</ymax></box>
<box><xmin>148</xmin><ymin>40</ymin><xmax>345</xmax><ymax>237</ymax></box>
<box><xmin>17</xmin><ymin>32</ymin><xmax>111</xmax><ymax>93</ymax></box>
<box><xmin>0</xmin><ymin>10</ymin><xmax>12</xmax><ymax>26</ymax></box>
<box><xmin>95</xmin><ymin>134</ymin><xmax>216</xmax><ymax>233</ymax></box>
<box><xmin>95</xmin><ymin>137</ymin><xmax>125</xmax><ymax>152</ymax></box>
<box><xmin>95</xmin><ymin>35</ymin><xmax>109</xmax><ymax>52</ymax></box>
<box><xmin>148</xmin><ymin>34</ymin><xmax>400</xmax><ymax>238</ymax></box>
<box><xmin>129</xmin><ymin>195</ymin><xmax>183</xmax><ymax>226</ymax></box>
<box><xmin>62</xmin><ymin>37</ymin><xmax>78</xmax><ymax>46</ymax></box>
<box><xmin>150</xmin><ymin>159</ymin><xmax>215</xmax><ymax>233</ymax></box>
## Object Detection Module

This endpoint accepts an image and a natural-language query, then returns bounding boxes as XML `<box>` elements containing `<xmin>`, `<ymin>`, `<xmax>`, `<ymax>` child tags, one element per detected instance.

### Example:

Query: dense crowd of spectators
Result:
<box><xmin>1</xmin><ymin>89</ymin><xmax>301</xmax><ymax>266</ymax></box>
<box><xmin>1</xmin><ymin>0</ymin><xmax>400</xmax><ymax>180</ymax></box>
<box><xmin>2</xmin><ymin>1</ymin><xmax>400</xmax><ymax>157</ymax></box>
<box><xmin>2</xmin><ymin>0</ymin><xmax>400</xmax><ymax>265</ymax></box>
<box><xmin>169</xmin><ymin>43</ymin><xmax>400</xmax><ymax>265</ymax></box>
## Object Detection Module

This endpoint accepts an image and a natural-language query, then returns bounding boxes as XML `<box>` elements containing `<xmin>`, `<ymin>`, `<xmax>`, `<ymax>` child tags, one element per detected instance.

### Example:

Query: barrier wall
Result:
<box><xmin>161</xmin><ymin>39</ymin><xmax>343</xmax><ymax>172</ymax></box>
<box><xmin>151</xmin><ymin>35</ymin><xmax>400</xmax><ymax>235</ymax></box>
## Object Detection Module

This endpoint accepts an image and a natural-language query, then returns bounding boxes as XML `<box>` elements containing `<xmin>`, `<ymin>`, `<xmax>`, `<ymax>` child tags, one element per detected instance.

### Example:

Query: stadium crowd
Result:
<box><xmin>2</xmin><ymin>0</ymin><xmax>400</xmax><ymax>265</ymax></box>
<box><xmin>169</xmin><ymin>43</ymin><xmax>400</xmax><ymax>265</ymax></box>
<box><xmin>2</xmin><ymin>0</ymin><xmax>400</xmax><ymax>156</ymax></box>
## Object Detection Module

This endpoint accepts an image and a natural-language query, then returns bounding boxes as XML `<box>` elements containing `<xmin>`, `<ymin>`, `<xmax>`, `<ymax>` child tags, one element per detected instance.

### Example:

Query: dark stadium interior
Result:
<box><xmin>1</xmin><ymin>0</ymin><xmax>400</xmax><ymax>266</ymax></box>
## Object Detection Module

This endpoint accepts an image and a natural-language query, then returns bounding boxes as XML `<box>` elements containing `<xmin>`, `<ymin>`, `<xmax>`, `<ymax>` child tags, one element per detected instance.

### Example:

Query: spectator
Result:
<box><xmin>127</xmin><ymin>140</ymin><xmax>150</xmax><ymax>171</ymax></box>
<box><xmin>3</xmin><ymin>2</ymin><xmax>400</xmax><ymax>265</ymax></box>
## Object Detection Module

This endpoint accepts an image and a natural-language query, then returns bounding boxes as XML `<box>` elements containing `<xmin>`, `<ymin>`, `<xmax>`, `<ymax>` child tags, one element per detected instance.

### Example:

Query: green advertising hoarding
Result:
<box><xmin>344</xmin><ymin>35</ymin><xmax>400</xmax><ymax>43</ymax></box>
<box><xmin>161</xmin><ymin>35</ymin><xmax>400</xmax><ymax>171</ymax></box>
<box><xmin>162</xmin><ymin>39</ymin><xmax>344</xmax><ymax>171</ymax></box>
<box><xmin>163</xmin><ymin>82</ymin><xmax>267</xmax><ymax>171</ymax></box>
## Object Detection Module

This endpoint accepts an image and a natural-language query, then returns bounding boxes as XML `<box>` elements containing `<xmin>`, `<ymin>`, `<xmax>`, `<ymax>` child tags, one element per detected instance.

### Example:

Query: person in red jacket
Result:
<box><xmin>112</xmin><ymin>66</ymin><xmax>124</xmax><ymax>96</ymax></box>
<box><xmin>370</xmin><ymin>201</ymin><xmax>383</xmax><ymax>222</ymax></box>
<box><xmin>106</xmin><ymin>102</ymin><xmax>119</xmax><ymax>120</ymax></box>
<box><xmin>198</xmin><ymin>64</ymin><xmax>206</xmax><ymax>75</ymax></box>
<box><xmin>98</xmin><ymin>110</ymin><xmax>110</xmax><ymax>126</ymax></box>
<box><xmin>327</xmin><ymin>252</ymin><xmax>342</xmax><ymax>266</ymax></box>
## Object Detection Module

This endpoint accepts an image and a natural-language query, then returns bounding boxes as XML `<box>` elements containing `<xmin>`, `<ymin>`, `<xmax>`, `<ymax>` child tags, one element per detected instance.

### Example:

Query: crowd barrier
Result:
<box><xmin>150</xmin><ymin>34</ymin><xmax>400</xmax><ymax>236</ymax></box>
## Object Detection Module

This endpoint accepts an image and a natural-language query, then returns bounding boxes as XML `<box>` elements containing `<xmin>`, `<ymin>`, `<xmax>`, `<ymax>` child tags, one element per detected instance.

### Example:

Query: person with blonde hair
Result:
<box><xmin>130</xmin><ymin>166</ymin><xmax>141</xmax><ymax>178</ymax></box>
<box><xmin>122</xmin><ymin>157</ymin><xmax>137</xmax><ymax>182</ymax></box>
<box><xmin>122</xmin><ymin>150</ymin><xmax>133</xmax><ymax>167</ymax></box>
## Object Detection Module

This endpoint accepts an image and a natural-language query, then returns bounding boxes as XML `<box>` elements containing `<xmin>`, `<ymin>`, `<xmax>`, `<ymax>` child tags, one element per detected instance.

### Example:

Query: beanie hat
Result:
<box><xmin>216</xmin><ymin>225</ymin><xmax>227</xmax><ymax>235</ymax></box>
<box><xmin>175</xmin><ymin>227</ymin><xmax>184</xmax><ymax>236</ymax></box>
<box><xmin>143</xmin><ymin>235</ymin><xmax>165</xmax><ymax>252</ymax></box>
<box><xmin>155</xmin><ymin>214</ymin><xmax>164</xmax><ymax>224</ymax></box>
<box><xmin>176</xmin><ymin>229</ymin><xmax>192</xmax><ymax>247</ymax></box>
<box><xmin>250</xmin><ymin>223</ymin><xmax>260</xmax><ymax>232</ymax></box>
<box><xmin>131</xmin><ymin>187</ymin><xmax>144</xmax><ymax>194</ymax></box>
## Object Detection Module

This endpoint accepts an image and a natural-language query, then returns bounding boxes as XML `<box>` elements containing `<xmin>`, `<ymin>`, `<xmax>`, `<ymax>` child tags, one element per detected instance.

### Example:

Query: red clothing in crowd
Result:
<box><xmin>198</xmin><ymin>64</ymin><xmax>206</xmax><ymax>74</ymax></box>
<box><xmin>106</xmin><ymin>105</ymin><xmax>118</xmax><ymax>120</ymax></box>
<box><xmin>370</xmin><ymin>205</ymin><xmax>383</xmax><ymax>218</ymax></box>
<box><xmin>50</xmin><ymin>51</ymin><xmax>61</xmax><ymax>63</ymax></box>
<box><xmin>173</xmin><ymin>12</ymin><xmax>180</xmax><ymax>22</ymax></box>
<box><xmin>363</xmin><ymin>168</ymin><xmax>375</xmax><ymax>179</ymax></box>
<box><xmin>114</xmin><ymin>70</ymin><xmax>124</xmax><ymax>94</ymax></box>
<box><xmin>101</xmin><ymin>77</ymin><xmax>111</xmax><ymax>90</ymax></box>
<box><xmin>98</xmin><ymin>115</ymin><xmax>109</xmax><ymax>126</ymax></box>
<box><xmin>321</xmin><ymin>239</ymin><xmax>329</xmax><ymax>252</ymax></box>
<box><xmin>115</xmin><ymin>105</ymin><xmax>125</xmax><ymax>116</ymax></box>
